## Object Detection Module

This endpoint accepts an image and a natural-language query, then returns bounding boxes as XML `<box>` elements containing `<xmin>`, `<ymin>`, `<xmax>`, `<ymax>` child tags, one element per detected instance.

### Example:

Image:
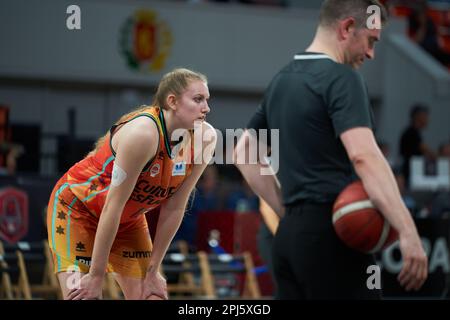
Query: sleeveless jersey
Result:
<box><xmin>66</xmin><ymin>106</ymin><xmax>194</xmax><ymax>223</ymax></box>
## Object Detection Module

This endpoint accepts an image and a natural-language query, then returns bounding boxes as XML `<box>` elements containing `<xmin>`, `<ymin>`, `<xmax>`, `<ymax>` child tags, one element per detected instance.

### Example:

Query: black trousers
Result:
<box><xmin>272</xmin><ymin>202</ymin><xmax>382</xmax><ymax>300</ymax></box>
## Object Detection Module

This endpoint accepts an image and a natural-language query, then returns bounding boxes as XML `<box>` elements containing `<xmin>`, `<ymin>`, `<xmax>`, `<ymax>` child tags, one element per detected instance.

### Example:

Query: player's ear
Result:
<box><xmin>166</xmin><ymin>93</ymin><xmax>178</xmax><ymax>111</ymax></box>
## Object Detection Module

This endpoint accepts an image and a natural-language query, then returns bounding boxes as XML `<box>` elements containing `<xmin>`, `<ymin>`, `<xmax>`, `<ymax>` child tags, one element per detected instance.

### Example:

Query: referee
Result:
<box><xmin>235</xmin><ymin>0</ymin><xmax>427</xmax><ymax>299</ymax></box>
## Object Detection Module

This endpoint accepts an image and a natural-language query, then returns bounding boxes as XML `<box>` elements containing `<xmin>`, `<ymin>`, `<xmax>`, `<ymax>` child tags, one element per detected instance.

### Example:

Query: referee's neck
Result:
<box><xmin>306</xmin><ymin>28</ymin><xmax>342</xmax><ymax>64</ymax></box>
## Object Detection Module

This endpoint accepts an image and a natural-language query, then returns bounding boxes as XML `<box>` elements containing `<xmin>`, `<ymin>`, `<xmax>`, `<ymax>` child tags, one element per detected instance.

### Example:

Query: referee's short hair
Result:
<box><xmin>319</xmin><ymin>0</ymin><xmax>388</xmax><ymax>29</ymax></box>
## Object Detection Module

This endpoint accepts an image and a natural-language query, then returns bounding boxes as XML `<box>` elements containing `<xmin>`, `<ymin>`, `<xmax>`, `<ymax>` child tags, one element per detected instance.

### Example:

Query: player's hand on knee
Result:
<box><xmin>397</xmin><ymin>232</ymin><xmax>428</xmax><ymax>291</ymax></box>
<box><xmin>67</xmin><ymin>273</ymin><xmax>104</xmax><ymax>300</ymax></box>
<box><xmin>142</xmin><ymin>270</ymin><xmax>168</xmax><ymax>300</ymax></box>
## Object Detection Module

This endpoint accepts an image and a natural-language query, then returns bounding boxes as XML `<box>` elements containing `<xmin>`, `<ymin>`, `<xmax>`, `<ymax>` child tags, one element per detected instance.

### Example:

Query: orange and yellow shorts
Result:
<box><xmin>47</xmin><ymin>175</ymin><xmax>153</xmax><ymax>279</ymax></box>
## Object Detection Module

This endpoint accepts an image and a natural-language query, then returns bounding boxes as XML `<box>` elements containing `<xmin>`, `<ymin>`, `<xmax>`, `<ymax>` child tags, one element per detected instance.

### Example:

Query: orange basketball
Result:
<box><xmin>332</xmin><ymin>181</ymin><xmax>398</xmax><ymax>253</ymax></box>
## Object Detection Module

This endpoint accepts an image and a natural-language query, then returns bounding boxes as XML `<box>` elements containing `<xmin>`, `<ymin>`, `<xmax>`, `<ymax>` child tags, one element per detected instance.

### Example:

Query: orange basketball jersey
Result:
<box><xmin>63</xmin><ymin>106</ymin><xmax>194</xmax><ymax>223</ymax></box>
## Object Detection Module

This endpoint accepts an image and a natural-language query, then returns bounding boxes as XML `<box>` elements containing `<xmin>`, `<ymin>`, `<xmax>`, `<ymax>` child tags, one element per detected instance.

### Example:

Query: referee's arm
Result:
<box><xmin>341</xmin><ymin>127</ymin><xmax>428</xmax><ymax>292</ymax></box>
<box><xmin>234</xmin><ymin>130</ymin><xmax>284</xmax><ymax>218</ymax></box>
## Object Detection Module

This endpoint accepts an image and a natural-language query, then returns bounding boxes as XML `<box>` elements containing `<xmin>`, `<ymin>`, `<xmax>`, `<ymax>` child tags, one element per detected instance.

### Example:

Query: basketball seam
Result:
<box><xmin>369</xmin><ymin>219</ymin><xmax>390</xmax><ymax>253</ymax></box>
<box><xmin>332</xmin><ymin>200</ymin><xmax>375</xmax><ymax>224</ymax></box>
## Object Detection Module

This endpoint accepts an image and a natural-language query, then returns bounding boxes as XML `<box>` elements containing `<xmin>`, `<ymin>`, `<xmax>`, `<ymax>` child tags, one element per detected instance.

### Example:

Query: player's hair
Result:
<box><xmin>89</xmin><ymin>68</ymin><xmax>207</xmax><ymax>154</ymax></box>
<box><xmin>319</xmin><ymin>0</ymin><xmax>388</xmax><ymax>29</ymax></box>
<box><xmin>153</xmin><ymin>68</ymin><xmax>207</xmax><ymax>110</ymax></box>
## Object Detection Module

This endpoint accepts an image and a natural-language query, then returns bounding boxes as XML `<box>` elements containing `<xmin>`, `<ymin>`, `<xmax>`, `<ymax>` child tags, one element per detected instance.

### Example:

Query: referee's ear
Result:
<box><xmin>338</xmin><ymin>17</ymin><xmax>357</xmax><ymax>41</ymax></box>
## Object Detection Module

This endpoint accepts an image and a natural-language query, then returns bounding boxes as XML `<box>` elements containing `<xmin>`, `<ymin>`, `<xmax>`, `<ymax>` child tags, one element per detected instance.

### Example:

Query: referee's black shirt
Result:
<box><xmin>247</xmin><ymin>52</ymin><xmax>374</xmax><ymax>205</ymax></box>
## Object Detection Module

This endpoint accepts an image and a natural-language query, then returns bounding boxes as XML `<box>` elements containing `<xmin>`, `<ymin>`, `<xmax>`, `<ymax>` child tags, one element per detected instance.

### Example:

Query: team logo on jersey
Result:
<box><xmin>0</xmin><ymin>187</ymin><xmax>28</xmax><ymax>244</ymax></box>
<box><xmin>172</xmin><ymin>161</ymin><xmax>186</xmax><ymax>176</ymax></box>
<box><xmin>76</xmin><ymin>241</ymin><xmax>86</xmax><ymax>252</ymax></box>
<box><xmin>76</xmin><ymin>256</ymin><xmax>92</xmax><ymax>266</ymax></box>
<box><xmin>119</xmin><ymin>9</ymin><xmax>172</xmax><ymax>72</ymax></box>
<box><xmin>150</xmin><ymin>163</ymin><xmax>161</xmax><ymax>177</ymax></box>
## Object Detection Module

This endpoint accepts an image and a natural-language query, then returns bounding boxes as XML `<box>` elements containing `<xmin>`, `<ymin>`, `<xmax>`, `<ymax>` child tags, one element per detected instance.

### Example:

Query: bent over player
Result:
<box><xmin>47</xmin><ymin>68</ymin><xmax>217</xmax><ymax>300</ymax></box>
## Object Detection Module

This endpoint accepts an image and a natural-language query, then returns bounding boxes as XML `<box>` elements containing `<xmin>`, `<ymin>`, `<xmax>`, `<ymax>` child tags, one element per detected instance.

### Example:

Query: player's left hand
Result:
<box><xmin>142</xmin><ymin>270</ymin><xmax>168</xmax><ymax>300</ymax></box>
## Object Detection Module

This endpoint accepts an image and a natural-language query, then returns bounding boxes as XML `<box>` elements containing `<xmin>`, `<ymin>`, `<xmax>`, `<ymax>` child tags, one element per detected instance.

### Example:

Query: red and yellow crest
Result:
<box><xmin>120</xmin><ymin>10</ymin><xmax>172</xmax><ymax>72</ymax></box>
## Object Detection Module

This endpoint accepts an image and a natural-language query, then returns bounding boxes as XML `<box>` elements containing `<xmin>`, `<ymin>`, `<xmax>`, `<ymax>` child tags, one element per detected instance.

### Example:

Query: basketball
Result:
<box><xmin>332</xmin><ymin>181</ymin><xmax>399</xmax><ymax>254</ymax></box>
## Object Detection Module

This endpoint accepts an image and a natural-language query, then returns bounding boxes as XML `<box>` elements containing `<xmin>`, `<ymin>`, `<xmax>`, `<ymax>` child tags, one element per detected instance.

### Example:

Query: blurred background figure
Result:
<box><xmin>0</xmin><ymin>142</ymin><xmax>25</xmax><ymax>176</ymax></box>
<box><xmin>226</xmin><ymin>177</ymin><xmax>259</xmax><ymax>213</ymax></box>
<box><xmin>399</xmin><ymin>104</ymin><xmax>436</xmax><ymax>186</ymax></box>
<box><xmin>191</xmin><ymin>165</ymin><xmax>221</xmax><ymax>212</ymax></box>
<box><xmin>428</xmin><ymin>140</ymin><xmax>450</xmax><ymax>219</ymax></box>
<box><xmin>408</xmin><ymin>0</ymin><xmax>450</xmax><ymax>67</ymax></box>
<box><xmin>175</xmin><ymin>165</ymin><xmax>221</xmax><ymax>247</ymax></box>
<box><xmin>438</xmin><ymin>141</ymin><xmax>450</xmax><ymax>159</ymax></box>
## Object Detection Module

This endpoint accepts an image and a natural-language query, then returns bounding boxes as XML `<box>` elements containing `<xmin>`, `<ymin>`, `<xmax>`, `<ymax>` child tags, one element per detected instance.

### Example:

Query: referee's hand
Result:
<box><xmin>397</xmin><ymin>232</ymin><xmax>428</xmax><ymax>291</ymax></box>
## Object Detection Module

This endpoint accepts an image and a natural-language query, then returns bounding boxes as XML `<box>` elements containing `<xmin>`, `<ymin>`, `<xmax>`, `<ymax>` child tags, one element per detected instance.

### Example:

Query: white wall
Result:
<box><xmin>1</xmin><ymin>84</ymin><xmax>260</xmax><ymax>132</ymax></box>
<box><xmin>0</xmin><ymin>0</ymin><xmax>407</xmax><ymax>134</ymax></box>
<box><xmin>0</xmin><ymin>0</ymin><xmax>403</xmax><ymax>92</ymax></box>
<box><xmin>0</xmin><ymin>0</ymin><xmax>317</xmax><ymax>91</ymax></box>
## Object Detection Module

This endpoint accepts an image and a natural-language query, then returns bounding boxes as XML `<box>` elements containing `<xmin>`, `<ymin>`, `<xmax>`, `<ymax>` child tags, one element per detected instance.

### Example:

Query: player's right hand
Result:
<box><xmin>397</xmin><ymin>232</ymin><xmax>428</xmax><ymax>291</ymax></box>
<box><xmin>67</xmin><ymin>273</ymin><xmax>103</xmax><ymax>300</ymax></box>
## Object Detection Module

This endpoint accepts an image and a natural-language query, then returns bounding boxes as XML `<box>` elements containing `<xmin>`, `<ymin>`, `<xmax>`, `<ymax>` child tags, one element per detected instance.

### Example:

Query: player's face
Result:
<box><xmin>345</xmin><ymin>28</ymin><xmax>381</xmax><ymax>69</ymax></box>
<box><xmin>176</xmin><ymin>80</ymin><xmax>210</xmax><ymax>129</ymax></box>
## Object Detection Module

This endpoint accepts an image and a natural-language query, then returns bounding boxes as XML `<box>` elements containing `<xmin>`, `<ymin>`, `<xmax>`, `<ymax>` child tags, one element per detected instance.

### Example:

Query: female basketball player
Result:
<box><xmin>47</xmin><ymin>68</ymin><xmax>217</xmax><ymax>300</ymax></box>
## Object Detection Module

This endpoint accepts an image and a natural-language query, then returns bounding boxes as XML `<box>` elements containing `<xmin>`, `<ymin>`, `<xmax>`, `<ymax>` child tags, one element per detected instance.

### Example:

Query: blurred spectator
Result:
<box><xmin>429</xmin><ymin>190</ymin><xmax>450</xmax><ymax>219</ymax></box>
<box><xmin>225</xmin><ymin>178</ymin><xmax>259</xmax><ymax>212</ymax></box>
<box><xmin>399</xmin><ymin>104</ymin><xmax>436</xmax><ymax>186</ymax></box>
<box><xmin>427</xmin><ymin>141</ymin><xmax>450</xmax><ymax>219</ymax></box>
<box><xmin>438</xmin><ymin>141</ymin><xmax>450</xmax><ymax>180</ymax></box>
<box><xmin>191</xmin><ymin>165</ymin><xmax>221</xmax><ymax>212</ymax></box>
<box><xmin>438</xmin><ymin>141</ymin><xmax>450</xmax><ymax>158</ymax></box>
<box><xmin>174</xmin><ymin>165</ymin><xmax>221</xmax><ymax>246</ymax></box>
<box><xmin>408</xmin><ymin>1</ymin><xmax>450</xmax><ymax>67</ymax></box>
<box><xmin>0</xmin><ymin>142</ymin><xmax>24</xmax><ymax>175</ymax></box>
<box><xmin>438</xmin><ymin>140</ymin><xmax>450</xmax><ymax>181</ymax></box>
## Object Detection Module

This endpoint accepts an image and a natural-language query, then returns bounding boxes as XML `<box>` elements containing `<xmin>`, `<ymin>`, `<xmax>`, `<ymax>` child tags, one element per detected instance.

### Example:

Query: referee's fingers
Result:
<box><xmin>404</xmin><ymin>259</ymin><xmax>419</xmax><ymax>291</ymax></box>
<box><xmin>397</xmin><ymin>258</ymin><xmax>411</xmax><ymax>286</ymax></box>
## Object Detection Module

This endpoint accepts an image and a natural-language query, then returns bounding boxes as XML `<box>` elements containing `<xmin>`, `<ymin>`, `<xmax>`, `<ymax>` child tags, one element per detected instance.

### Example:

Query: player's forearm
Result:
<box><xmin>147</xmin><ymin>207</ymin><xmax>184</xmax><ymax>273</ymax></box>
<box><xmin>89</xmin><ymin>204</ymin><xmax>123</xmax><ymax>276</ymax></box>
<box><xmin>352</xmin><ymin>152</ymin><xmax>418</xmax><ymax>236</ymax></box>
